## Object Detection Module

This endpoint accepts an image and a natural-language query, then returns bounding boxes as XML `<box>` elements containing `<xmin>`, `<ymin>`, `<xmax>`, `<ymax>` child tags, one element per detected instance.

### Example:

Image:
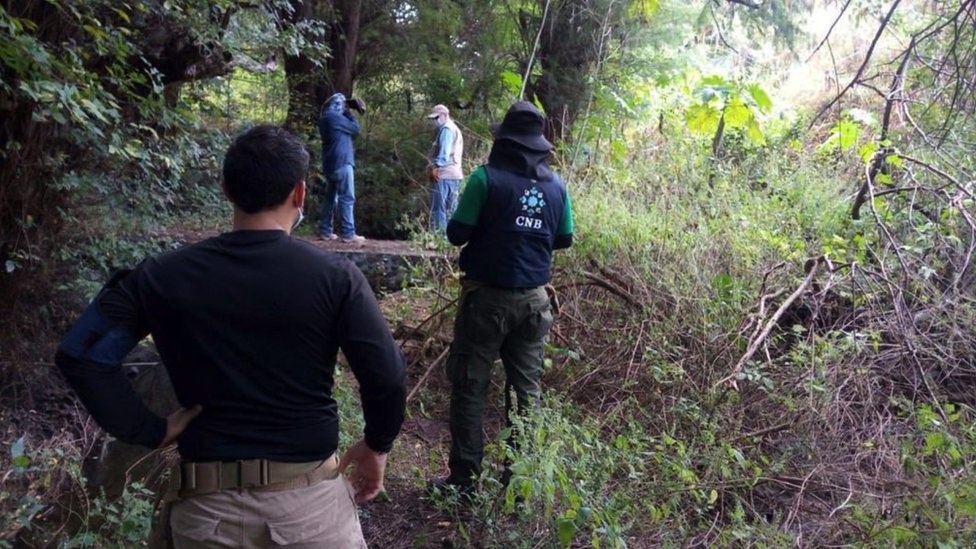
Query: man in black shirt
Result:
<box><xmin>56</xmin><ymin>125</ymin><xmax>406</xmax><ymax>547</ymax></box>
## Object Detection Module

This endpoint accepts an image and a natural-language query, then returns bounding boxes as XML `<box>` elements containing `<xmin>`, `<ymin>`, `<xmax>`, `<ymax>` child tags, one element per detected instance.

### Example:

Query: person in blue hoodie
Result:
<box><xmin>318</xmin><ymin>93</ymin><xmax>366</xmax><ymax>243</ymax></box>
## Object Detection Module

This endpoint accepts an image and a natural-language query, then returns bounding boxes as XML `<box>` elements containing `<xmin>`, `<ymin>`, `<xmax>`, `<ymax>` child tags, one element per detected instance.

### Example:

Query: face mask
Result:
<box><xmin>291</xmin><ymin>208</ymin><xmax>305</xmax><ymax>231</ymax></box>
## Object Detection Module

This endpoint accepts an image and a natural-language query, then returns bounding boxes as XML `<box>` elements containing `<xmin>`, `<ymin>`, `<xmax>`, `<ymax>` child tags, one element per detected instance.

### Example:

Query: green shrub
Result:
<box><xmin>1</xmin><ymin>436</ymin><xmax>157</xmax><ymax>548</ymax></box>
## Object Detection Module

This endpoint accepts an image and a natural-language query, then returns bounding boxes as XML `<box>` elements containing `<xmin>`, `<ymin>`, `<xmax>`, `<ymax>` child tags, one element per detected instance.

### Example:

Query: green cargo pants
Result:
<box><xmin>446</xmin><ymin>281</ymin><xmax>554</xmax><ymax>486</ymax></box>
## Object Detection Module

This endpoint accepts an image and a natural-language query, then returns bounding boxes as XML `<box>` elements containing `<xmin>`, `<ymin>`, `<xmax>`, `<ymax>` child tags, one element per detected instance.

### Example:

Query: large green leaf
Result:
<box><xmin>696</xmin><ymin>75</ymin><xmax>733</xmax><ymax>103</ymax></box>
<box><xmin>835</xmin><ymin>119</ymin><xmax>860</xmax><ymax>150</ymax></box>
<box><xmin>686</xmin><ymin>103</ymin><xmax>720</xmax><ymax>135</ymax></box>
<box><xmin>557</xmin><ymin>517</ymin><xmax>577</xmax><ymax>546</ymax></box>
<box><xmin>500</xmin><ymin>70</ymin><xmax>523</xmax><ymax>98</ymax></box>
<box><xmin>723</xmin><ymin>98</ymin><xmax>751</xmax><ymax>129</ymax></box>
<box><xmin>746</xmin><ymin>118</ymin><xmax>765</xmax><ymax>144</ymax></box>
<box><xmin>745</xmin><ymin>83</ymin><xmax>773</xmax><ymax>113</ymax></box>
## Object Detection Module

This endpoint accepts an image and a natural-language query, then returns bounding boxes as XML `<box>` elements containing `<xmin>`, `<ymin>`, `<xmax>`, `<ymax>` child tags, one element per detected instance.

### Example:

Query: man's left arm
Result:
<box><xmin>434</xmin><ymin>126</ymin><xmax>453</xmax><ymax>168</ymax></box>
<box><xmin>55</xmin><ymin>269</ymin><xmax>169</xmax><ymax>448</ymax></box>
<box><xmin>554</xmin><ymin>188</ymin><xmax>574</xmax><ymax>250</ymax></box>
<box><xmin>336</xmin><ymin>268</ymin><xmax>406</xmax><ymax>454</ymax></box>
<box><xmin>335</xmin><ymin>267</ymin><xmax>406</xmax><ymax>502</ymax></box>
<box><xmin>446</xmin><ymin>166</ymin><xmax>488</xmax><ymax>246</ymax></box>
<box><xmin>341</xmin><ymin>111</ymin><xmax>361</xmax><ymax>137</ymax></box>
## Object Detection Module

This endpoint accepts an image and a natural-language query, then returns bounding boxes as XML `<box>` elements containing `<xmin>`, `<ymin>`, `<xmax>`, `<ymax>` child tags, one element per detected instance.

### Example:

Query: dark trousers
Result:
<box><xmin>446</xmin><ymin>281</ymin><xmax>554</xmax><ymax>485</ymax></box>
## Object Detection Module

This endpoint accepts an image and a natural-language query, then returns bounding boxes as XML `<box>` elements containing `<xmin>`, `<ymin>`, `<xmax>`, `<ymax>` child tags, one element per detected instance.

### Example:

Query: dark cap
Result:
<box><xmin>491</xmin><ymin>101</ymin><xmax>553</xmax><ymax>151</ymax></box>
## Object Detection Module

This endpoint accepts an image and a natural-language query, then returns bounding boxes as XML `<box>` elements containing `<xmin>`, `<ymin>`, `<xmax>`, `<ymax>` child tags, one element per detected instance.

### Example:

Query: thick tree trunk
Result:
<box><xmin>522</xmin><ymin>0</ymin><xmax>601</xmax><ymax>145</ymax></box>
<box><xmin>282</xmin><ymin>0</ymin><xmax>363</xmax><ymax>132</ymax></box>
<box><xmin>328</xmin><ymin>0</ymin><xmax>362</xmax><ymax>96</ymax></box>
<box><xmin>283</xmin><ymin>0</ymin><xmax>330</xmax><ymax>132</ymax></box>
<box><xmin>285</xmin><ymin>52</ymin><xmax>330</xmax><ymax>133</ymax></box>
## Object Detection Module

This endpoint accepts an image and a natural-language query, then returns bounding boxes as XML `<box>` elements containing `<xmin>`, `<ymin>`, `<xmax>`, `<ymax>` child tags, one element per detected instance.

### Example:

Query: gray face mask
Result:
<box><xmin>291</xmin><ymin>208</ymin><xmax>305</xmax><ymax>231</ymax></box>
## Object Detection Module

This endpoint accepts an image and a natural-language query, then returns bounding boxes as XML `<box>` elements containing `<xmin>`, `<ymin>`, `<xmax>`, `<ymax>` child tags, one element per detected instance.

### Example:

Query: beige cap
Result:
<box><xmin>427</xmin><ymin>104</ymin><xmax>450</xmax><ymax>118</ymax></box>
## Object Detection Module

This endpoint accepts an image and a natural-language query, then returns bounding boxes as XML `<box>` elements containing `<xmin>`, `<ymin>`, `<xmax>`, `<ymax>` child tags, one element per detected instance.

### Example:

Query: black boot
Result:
<box><xmin>427</xmin><ymin>476</ymin><xmax>475</xmax><ymax>502</ymax></box>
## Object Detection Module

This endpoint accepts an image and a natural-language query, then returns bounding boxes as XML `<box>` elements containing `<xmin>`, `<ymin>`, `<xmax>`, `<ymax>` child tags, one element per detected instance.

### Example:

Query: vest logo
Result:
<box><xmin>519</xmin><ymin>187</ymin><xmax>546</xmax><ymax>216</ymax></box>
<box><xmin>516</xmin><ymin>216</ymin><xmax>543</xmax><ymax>229</ymax></box>
<box><xmin>516</xmin><ymin>187</ymin><xmax>546</xmax><ymax>230</ymax></box>
<box><xmin>515</xmin><ymin>186</ymin><xmax>546</xmax><ymax>229</ymax></box>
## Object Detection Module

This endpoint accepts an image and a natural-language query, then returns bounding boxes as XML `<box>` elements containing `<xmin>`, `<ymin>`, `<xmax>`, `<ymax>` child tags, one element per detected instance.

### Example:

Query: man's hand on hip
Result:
<box><xmin>339</xmin><ymin>439</ymin><xmax>388</xmax><ymax>503</ymax></box>
<box><xmin>159</xmin><ymin>405</ymin><xmax>203</xmax><ymax>448</ymax></box>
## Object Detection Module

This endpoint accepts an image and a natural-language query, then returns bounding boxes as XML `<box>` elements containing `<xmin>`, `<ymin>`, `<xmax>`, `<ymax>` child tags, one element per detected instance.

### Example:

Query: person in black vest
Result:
<box><xmin>432</xmin><ymin>101</ymin><xmax>575</xmax><ymax>491</ymax></box>
<box><xmin>55</xmin><ymin>125</ymin><xmax>405</xmax><ymax>547</ymax></box>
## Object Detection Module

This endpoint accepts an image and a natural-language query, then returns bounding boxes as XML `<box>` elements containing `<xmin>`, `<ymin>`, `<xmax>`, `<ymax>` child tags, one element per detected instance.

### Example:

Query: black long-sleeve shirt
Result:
<box><xmin>56</xmin><ymin>230</ymin><xmax>406</xmax><ymax>461</ymax></box>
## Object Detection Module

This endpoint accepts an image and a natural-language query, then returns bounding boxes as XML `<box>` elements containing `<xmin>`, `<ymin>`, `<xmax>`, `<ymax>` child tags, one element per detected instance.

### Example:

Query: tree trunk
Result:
<box><xmin>329</xmin><ymin>0</ymin><xmax>362</xmax><ymax>96</ymax></box>
<box><xmin>523</xmin><ymin>0</ymin><xmax>615</xmax><ymax>145</ymax></box>
<box><xmin>282</xmin><ymin>0</ymin><xmax>363</xmax><ymax>133</ymax></box>
<box><xmin>708</xmin><ymin>113</ymin><xmax>726</xmax><ymax>189</ymax></box>
<box><xmin>283</xmin><ymin>0</ymin><xmax>329</xmax><ymax>132</ymax></box>
<box><xmin>0</xmin><ymin>0</ymin><xmax>235</xmax><ymax>346</ymax></box>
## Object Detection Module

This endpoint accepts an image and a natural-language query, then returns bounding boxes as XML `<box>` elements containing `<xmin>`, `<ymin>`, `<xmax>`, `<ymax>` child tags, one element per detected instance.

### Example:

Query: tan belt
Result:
<box><xmin>177</xmin><ymin>453</ymin><xmax>340</xmax><ymax>499</ymax></box>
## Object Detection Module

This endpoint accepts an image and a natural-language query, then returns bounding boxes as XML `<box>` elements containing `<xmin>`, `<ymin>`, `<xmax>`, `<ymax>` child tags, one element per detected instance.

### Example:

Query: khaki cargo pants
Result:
<box><xmin>446</xmin><ymin>281</ymin><xmax>554</xmax><ymax>485</ymax></box>
<box><xmin>169</xmin><ymin>475</ymin><xmax>366</xmax><ymax>548</ymax></box>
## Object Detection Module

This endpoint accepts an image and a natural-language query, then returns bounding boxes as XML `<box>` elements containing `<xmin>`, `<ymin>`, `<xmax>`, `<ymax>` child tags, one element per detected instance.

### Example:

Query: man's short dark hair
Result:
<box><xmin>223</xmin><ymin>125</ymin><xmax>309</xmax><ymax>214</ymax></box>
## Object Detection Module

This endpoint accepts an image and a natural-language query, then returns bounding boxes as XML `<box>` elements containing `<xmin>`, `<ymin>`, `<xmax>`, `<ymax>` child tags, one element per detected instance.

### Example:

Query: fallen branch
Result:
<box><xmin>714</xmin><ymin>258</ymin><xmax>822</xmax><ymax>390</ymax></box>
<box><xmin>406</xmin><ymin>346</ymin><xmax>450</xmax><ymax>402</ymax></box>
<box><xmin>580</xmin><ymin>271</ymin><xmax>641</xmax><ymax>309</ymax></box>
<box><xmin>731</xmin><ymin>420</ymin><xmax>793</xmax><ymax>442</ymax></box>
<box><xmin>394</xmin><ymin>296</ymin><xmax>458</xmax><ymax>343</ymax></box>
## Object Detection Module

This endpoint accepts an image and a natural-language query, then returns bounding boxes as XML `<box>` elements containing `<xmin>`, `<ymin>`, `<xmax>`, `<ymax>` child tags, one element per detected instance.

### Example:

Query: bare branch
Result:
<box><xmin>406</xmin><ymin>346</ymin><xmax>450</xmax><ymax>403</ymax></box>
<box><xmin>809</xmin><ymin>0</ymin><xmax>902</xmax><ymax>129</ymax></box>
<box><xmin>805</xmin><ymin>0</ymin><xmax>853</xmax><ymax>63</ymax></box>
<box><xmin>851</xmin><ymin>36</ymin><xmax>914</xmax><ymax>219</ymax></box>
<box><xmin>709</xmin><ymin>4</ymin><xmax>740</xmax><ymax>55</ymax></box>
<box><xmin>725</xmin><ymin>0</ymin><xmax>761</xmax><ymax>8</ymax></box>
<box><xmin>714</xmin><ymin>258</ymin><xmax>822</xmax><ymax>390</ymax></box>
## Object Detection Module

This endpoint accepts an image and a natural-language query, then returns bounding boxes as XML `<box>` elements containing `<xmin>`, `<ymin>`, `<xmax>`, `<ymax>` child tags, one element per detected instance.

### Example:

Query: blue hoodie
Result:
<box><xmin>317</xmin><ymin>93</ymin><xmax>360</xmax><ymax>173</ymax></box>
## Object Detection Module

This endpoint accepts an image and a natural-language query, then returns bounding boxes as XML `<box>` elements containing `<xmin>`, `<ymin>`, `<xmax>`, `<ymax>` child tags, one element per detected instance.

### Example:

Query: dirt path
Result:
<box><xmin>357</xmin><ymin>370</ymin><xmax>512</xmax><ymax>548</ymax></box>
<box><xmin>360</xmin><ymin>418</ymin><xmax>455</xmax><ymax>548</ymax></box>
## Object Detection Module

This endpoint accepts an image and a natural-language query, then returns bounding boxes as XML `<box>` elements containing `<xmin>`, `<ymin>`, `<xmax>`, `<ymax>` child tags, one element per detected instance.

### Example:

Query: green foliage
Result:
<box><xmin>425</xmin><ymin>403</ymin><xmax>642</xmax><ymax>548</ymax></box>
<box><xmin>5</xmin><ymin>1</ymin><xmax>975</xmax><ymax>547</ymax></box>
<box><xmin>0</xmin><ymin>3</ymin><xmax>126</xmax><ymax>135</ymax></box>
<box><xmin>226</xmin><ymin>2</ymin><xmax>328</xmax><ymax>65</ymax></box>
<box><xmin>186</xmin><ymin>67</ymin><xmax>290</xmax><ymax>126</ymax></box>
<box><xmin>66</xmin><ymin>482</ymin><xmax>156</xmax><ymax>547</ymax></box>
<box><xmin>493</xmin><ymin>405</ymin><xmax>639</xmax><ymax>548</ymax></box>
<box><xmin>2</xmin><ymin>437</ymin><xmax>157</xmax><ymax>548</ymax></box>
<box><xmin>333</xmin><ymin>365</ymin><xmax>367</xmax><ymax>450</ymax></box>
<box><xmin>50</xmin><ymin>127</ymin><xmax>231</xmax><ymax>290</ymax></box>
<box><xmin>686</xmin><ymin>75</ymin><xmax>771</xmax><ymax>144</ymax></box>
<box><xmin>703</xmin><ymin>0</ymin><xmax>807</xmax><ymax>51</ymax></box>
<box><xmin>819</xmin><ymin>108</ymin><xmax>876</xmax><ymax>154</ymax></box>
<box><xmin>846</xmin><ymin>402</ymin><xmax>976</xmax><ymax>547</ymax></box>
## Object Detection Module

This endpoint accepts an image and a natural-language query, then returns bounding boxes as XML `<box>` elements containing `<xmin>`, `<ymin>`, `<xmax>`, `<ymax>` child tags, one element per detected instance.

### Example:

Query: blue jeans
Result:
<box><xmin>320</xmin><ymin>165</ymin><xmax>356</xmax><ymax>239</ymax></box>
<box><xmin>431</xmin><ymin>179</ymin><xmax>460</xmax><ymax>232</ymax></box>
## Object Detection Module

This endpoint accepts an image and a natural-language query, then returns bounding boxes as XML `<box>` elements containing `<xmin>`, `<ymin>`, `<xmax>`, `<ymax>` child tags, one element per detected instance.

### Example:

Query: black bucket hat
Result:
<box><xmin>491</xmin><ymin>101</ymin><xmax>553</xmax><ymax>151</ymax></box>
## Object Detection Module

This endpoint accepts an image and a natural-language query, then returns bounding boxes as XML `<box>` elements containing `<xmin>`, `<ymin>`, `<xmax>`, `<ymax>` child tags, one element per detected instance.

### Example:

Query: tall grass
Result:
<box><xmin>439</xmin><ymin>127</ymin><xmax>976</xmax><ymax>547</ymax></box>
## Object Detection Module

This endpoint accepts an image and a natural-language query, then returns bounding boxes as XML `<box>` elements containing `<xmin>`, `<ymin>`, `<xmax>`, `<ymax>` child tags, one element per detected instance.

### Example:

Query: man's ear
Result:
<box><xmin>293</xmin><ymin>181</ymin><xmax>306</xmax><ymax>208</ymax></box>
